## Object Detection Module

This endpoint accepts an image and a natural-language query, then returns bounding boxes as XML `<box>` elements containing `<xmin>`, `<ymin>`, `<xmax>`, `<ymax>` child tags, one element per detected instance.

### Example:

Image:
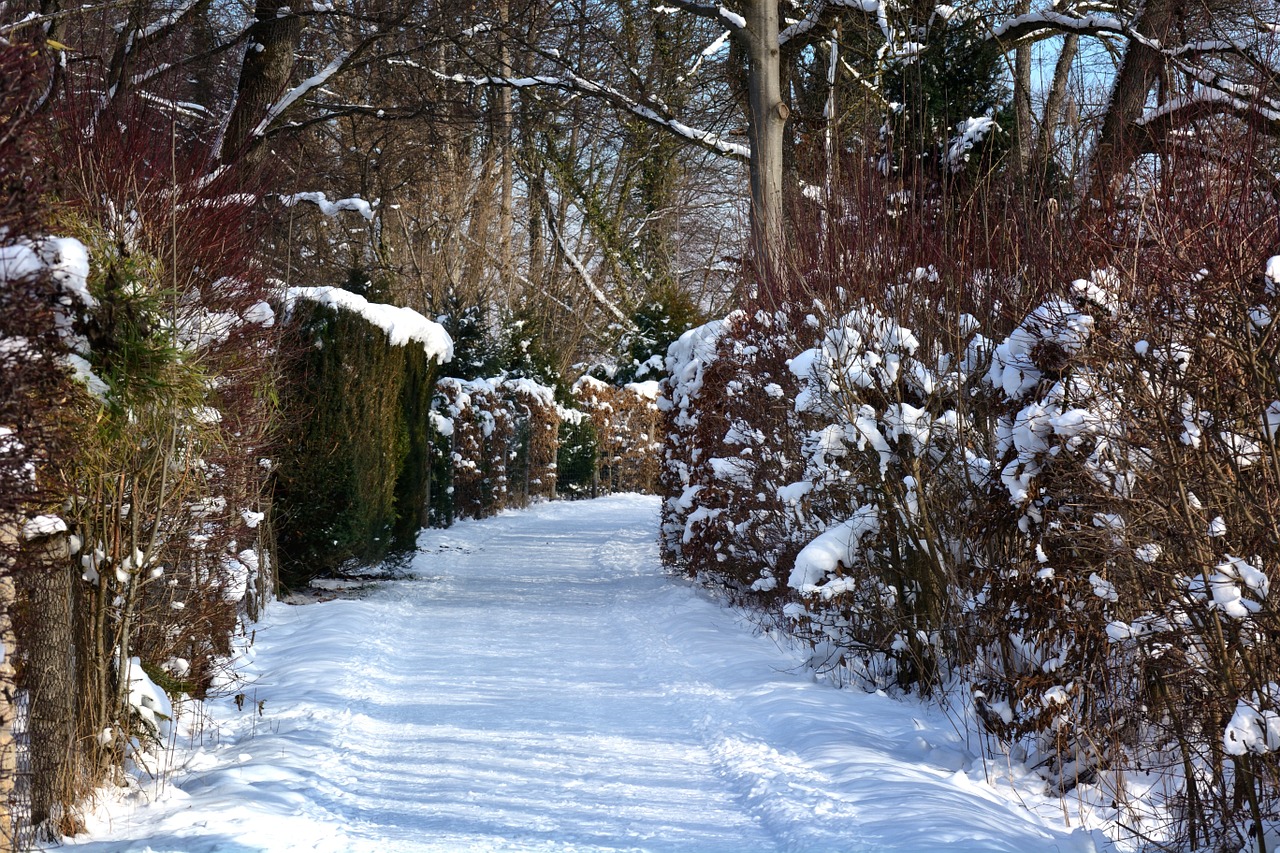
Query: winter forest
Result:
<box><xmin>1</xmin><ymin>0</ymin><xmax>1280</xmax><ymax>849</ymax></box>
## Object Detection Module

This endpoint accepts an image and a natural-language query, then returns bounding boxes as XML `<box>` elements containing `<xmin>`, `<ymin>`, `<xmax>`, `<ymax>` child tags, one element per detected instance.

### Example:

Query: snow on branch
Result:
<box><xmin>717</xmin><ymin>5</ymin><xmax>746</xmax><ymax>29</ymax></box>
<box><xmin>989</xmin><ymin>11</ymin><xmax>1280</xmax><ymax>132</ymax></box>
<box><xmin>652</xmin><ymin>0</ymin><xmax>745</xmax><ymax>29</ymax></box>
<box><xmin>1137</xmin><ymin>87</ymin><xmax>1280</xmax><ymax>130</ymax></box>
<box><xmin>681</xmin><ymin>30</ymin><xmax>732</xmax><ymax>80</ymax></box>
<box><xmin>250</xmin><ymin>52</ymin><xmax>350</xmax><ymax>140</ymax></box>
<box><xmin>435</xmin><ymin>70</ymin><xmax>749</xmax><ymax>161</ymax></box>
<box><xmin>989</xmin><ymin>11</ymin><xmax>1125</xmax><ymax>44</ymax></box>
<box><xmin>546</xmin><ymin>220</ymin><xmax>637</xmax><ymax>331</ymax></box>
<box><xmin>137</xmin><ymin>0</ymin><xmax>204</xmax><ymax>41</ymax></box>
<box><xmin>285</xmin><ymin>286</ymin><xmax>454</xmax><ymax>362</ymax></box>
<box><xmin>779</xmin><ymin>0</ymin><xmax>884</xmax><ymax>46</ymax></box>
<box><xmin>280</xmin><ymin>191</ymin><xmax>376</xmax><ymax>220</ymax></box>
<box><xmin>1167</xmin><ymin>62</ymin><xmax>1280</xmax><ymax>117</ymax></box>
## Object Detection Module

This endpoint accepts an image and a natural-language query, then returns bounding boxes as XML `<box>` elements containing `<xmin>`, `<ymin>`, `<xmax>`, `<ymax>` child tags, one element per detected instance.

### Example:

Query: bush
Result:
<box><xmin>429</xmin><ymin>375</ymin><xmax>566</xmax><ymax>520</ymax></box>
<box><xmin>660</xmin><ymin>132</ymin><xmax>1280</xmax><ymax>848</ymax></box>
<box><xmin>572</xmin><ymin>377</ymin><xmax>663</xmax><ymax>494</ymax></box>
<box><xmin>4</xmin><ymin>81</ymin><xmax>281</xmax><ymax>838</ymax></box>
<box><xmin>274</xmin><ymin>297</ymin><xmax>441</xmax><ymax>586</ymax></box>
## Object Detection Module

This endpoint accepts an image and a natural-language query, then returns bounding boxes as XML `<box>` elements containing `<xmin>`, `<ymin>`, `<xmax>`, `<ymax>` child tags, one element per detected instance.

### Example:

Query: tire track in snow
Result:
<box><xmin>604</xmin><ymin>573</ymin><xmax>870</xmax><ymax>853</ymax></box>
<box><xmin>68</xmin><ymin>495</ymin><xmax>1095</xmax><ymax>853</ymax></box>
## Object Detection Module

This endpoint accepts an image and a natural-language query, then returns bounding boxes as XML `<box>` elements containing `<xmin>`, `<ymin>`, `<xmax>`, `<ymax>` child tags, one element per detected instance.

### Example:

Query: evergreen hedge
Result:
<box><xmin>274</xmin><ymin>300</ymin><xmax>439</xmax><ymax>587</ymax></box>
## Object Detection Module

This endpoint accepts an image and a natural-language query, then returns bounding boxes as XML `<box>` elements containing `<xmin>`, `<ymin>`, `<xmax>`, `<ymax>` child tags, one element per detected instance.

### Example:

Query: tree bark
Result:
<box><xmin>1091</xmin><ymin>0</ymin><xmax>1182</xmax><ymax>193</ymax></box>
<box><xmin>0</xmin><ymin>521</ymin><xmax>17</xmax><ymax>847</ymax></box>
<box><xmin>497</xmin><ymin>0</ymin><xmax>515</xmax><ymax>297</ymax></box>
<box><xmin>1034</xmin><ymin>32</ymin><xmax>1079</xmax><ymax>178</ymax></box>
<box><xmin>1011</xmin><ymin>0</ymin><xmax>1033</xmax><ymax>178</ymax></box>
<box><xmin>743</xmin><ymin>0</ymin><xmax>786</xmax><ymax>278</ymax></box>
<box><xmin>19</xmin><ymin>531</ymin><xmax>75</xmax><ymax>839</ymax></box>
<box><xmin>219</xmin><ymin>0</ymin><xmax>305</xmax><ymax>165</ymax></box>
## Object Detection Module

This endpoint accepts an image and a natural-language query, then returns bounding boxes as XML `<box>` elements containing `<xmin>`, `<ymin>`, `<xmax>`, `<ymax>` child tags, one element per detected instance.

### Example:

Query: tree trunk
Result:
<box><xmin>1091</xmin><ymin>0</ymin><xmax>1182</xmax><ymax>193</ymax></box>
<box><xmin>20</xmin><ymin>530</ymin><xmax>75</xmax><ymax>840</ymax></box>
<box><xmin>1034</xmin><ymin>33</ymin><xmax>1079</xmax><ymax>180</ymax></box>
<box><xmin>1011</xmin><ymin>0</ymin><xmax>1033</xmax><ymax>178</ymax></box>
<box><xmin>0</xmin><ymin>520</ymin><xmax>18</xmax><ymax>847</ymax></box>
<box><xmin>218</xmin><ymin>1</ymin><xmax>304</xmax><ymax>165</ymax></box>
<box><xmin>743</xmin><ymin>0</ymin><xmax>786</xmax><ymax>278</ymax></box>
<box><xmin>497</xmin><ymin>0</ymin><xmax>515</xmax><ymax>301</ymax></box>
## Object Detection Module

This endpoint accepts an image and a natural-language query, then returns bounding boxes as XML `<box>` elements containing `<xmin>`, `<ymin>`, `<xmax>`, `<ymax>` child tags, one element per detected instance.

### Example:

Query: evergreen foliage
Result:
<box><xmin>438</xmin><ymin>299</ymin><xmax>503</xmax><ymax>381</ymax></box>
<box><xmin>614</xmin><ymin>284</ymin><xmax>703</xmax><ymax>384</ymax></box>
<box><xmin>274</xmin><ymin>297</ymin><xmax>438</xmax><ymax>587</ymax></box>
<box><xmin>877</xmin><ymin>11</ymin><xmax>1008</xmax><ymax>182</ymax></box>
<box><xmin>556</xmin><ymin>417</ymin><xmax>600</xmax><ymax>497</ymax></box>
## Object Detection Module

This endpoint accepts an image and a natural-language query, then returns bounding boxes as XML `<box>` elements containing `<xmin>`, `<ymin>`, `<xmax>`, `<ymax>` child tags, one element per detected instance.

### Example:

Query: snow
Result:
<box><xmin>286</xmin><ymin>286</ymin><xmax>454</xmax><ymax>362</ymax></box>
<box><xmin>439</xmin><ymin>70</ymin><xmax>751</xmax><ymax>161</ymax></box>
<box><xmin>279</xmin><ymin>191</ymin><xmax>376</xmax><ymax>221</ymax></box>
<box><xmin>22</xmin><ymin>514</ymin><xmax>68</xmax><ymax>540</ymax></box>
<box><xmin>624</xmin><ymin>379</ymin><xmax>661</xmax><ymax>400</ymax></box>
<box><xmin>1266</xmin><ymin>256</ymin><xmax>1280</xmax><ymax>292</ymax></box>
<box><xmin>789</xmin><ymin>505</ymin><xmax>880</xmax><ymax>592</ymax></box>
<box><xmin>989</xmin><ymin>10</ymin><xmax>1124</xmax><ymax>40</ymax></box>
<box><xmin>0</xmin><ymin>243</ymin><xmax>45</xmax><ymax>283</ymax></box>
<box><xmin>717</xmin><ymin>5</ymin><xmax>745</xmax><ymax>28</ymax></box>
<box><xmin>945</xmin><ymin>115</ymin><xmax>997</xmax><ymax>172</ymax></box>
<box><xmin>250</xmin><ymin>53</ymin><xmax>350</xmax><ymax>140</ymax></box>
<box><xmin>986</xmin><ymin>299</ymin><xmax>1093</xmax><ymax>400</ymax></box>
<box><xmin>38</xmin><ymin>236</ymin><xmax>95</xmax><ymax>306</ymax></box>
<box><xmin>1</xmin><ymin>235</ymin><xmax>97</xmax><ymax>382</ymax></box>
<box><xmin>66</xmin><ymin>496</ymin><xmax>1098</xmax><ymax>853</ymax></box>
<box><xmin>662</xmin><ymin>319</ymin><xmax>725</xmax><ymax>426</ymax></box>
<box><xmin>1224</xmin><ymin>683</ymin><xmax>1280</xmax><ymax>756</ymax></box>
<box><xmin>121</xmin><ymin>655</ymin><xmax>174</xmax><ymax>739</ymax></box>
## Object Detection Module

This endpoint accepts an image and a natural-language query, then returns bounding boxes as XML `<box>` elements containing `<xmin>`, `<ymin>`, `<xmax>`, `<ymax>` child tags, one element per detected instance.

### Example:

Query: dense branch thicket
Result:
<box><xmin>661</xmin><ymin>131</ymin><xmax>1280</xmax><ymax>848</ymax></box>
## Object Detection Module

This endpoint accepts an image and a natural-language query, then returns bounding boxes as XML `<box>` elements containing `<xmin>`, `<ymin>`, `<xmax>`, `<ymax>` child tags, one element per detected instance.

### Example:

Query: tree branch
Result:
<box><xmin>435</xmin><ymin>70</ymin><xmax>750</xmax><ymax>161</ymax></box>
<box><xmin>656</xmin><ymin>0</ymin><xmax>746</xmax><ymax>30</ymax></box>
<box><xmin>779</xmin><ymin>0</ymin><xmax>884</xmax><ymax>47</ymax></box>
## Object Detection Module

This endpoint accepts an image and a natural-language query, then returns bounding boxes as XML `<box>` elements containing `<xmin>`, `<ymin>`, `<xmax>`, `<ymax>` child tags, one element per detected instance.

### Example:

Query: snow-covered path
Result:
<box><xmin>68</xmin><ymin>496</ymin><xmax>1097</xmax><ymax>853</ymax></box>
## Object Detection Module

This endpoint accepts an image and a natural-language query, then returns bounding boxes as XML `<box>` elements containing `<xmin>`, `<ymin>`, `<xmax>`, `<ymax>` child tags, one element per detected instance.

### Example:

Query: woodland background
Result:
<box><xmin>1</xmin><ymin>0</ymin><xmax>1279</xmax><ymax>849</ymax></box>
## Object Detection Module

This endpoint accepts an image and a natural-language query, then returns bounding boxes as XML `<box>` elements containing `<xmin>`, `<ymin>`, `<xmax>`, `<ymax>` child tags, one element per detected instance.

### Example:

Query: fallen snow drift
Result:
<box><xmin>66</xmin><ymin>496</ymin><xmax>1101</xmax><ymax>853</ymax></box>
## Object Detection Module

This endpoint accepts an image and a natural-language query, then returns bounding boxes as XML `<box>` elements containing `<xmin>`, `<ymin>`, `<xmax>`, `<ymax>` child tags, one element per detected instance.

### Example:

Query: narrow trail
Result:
<box><xmin>67</xmin><ymin>496</ymin><xmax>1096</xmax><ymax>853</ymax></box>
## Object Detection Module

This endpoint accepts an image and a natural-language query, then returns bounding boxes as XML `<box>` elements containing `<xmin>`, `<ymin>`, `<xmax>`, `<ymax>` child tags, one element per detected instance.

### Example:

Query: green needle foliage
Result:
<box><xmin>273</xmin><ymin>297</ymin><xmax>440</xmax><ymax>588</ymax></box>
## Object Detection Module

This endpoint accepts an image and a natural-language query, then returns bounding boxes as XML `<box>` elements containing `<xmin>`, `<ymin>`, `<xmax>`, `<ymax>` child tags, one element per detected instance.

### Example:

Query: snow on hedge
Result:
<box><xmin>286</xmin><ymin>286</ymin><xmax>453</xmax><ymax>363</ymax></box>
<box><xmin>120</xmin><ymin>654</ymin><xmax>173</xmax><ymax>739</ymax></box>
<box><xmin>660</xmin><ymin>318</ymin><xmax>726</xmax><ymax>426</ymax></box>
<box><xmin>788</xmin><ymin>505</ymin><xmax>880</xmax><ymax>594</ymax></box>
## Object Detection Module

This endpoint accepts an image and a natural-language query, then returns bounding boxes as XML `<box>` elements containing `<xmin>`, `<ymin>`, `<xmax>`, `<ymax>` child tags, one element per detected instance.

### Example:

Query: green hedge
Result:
<box><xmin>273</xmin><ymin>300</ymin><xmax>439</xmax><ymax>588</ymax></box>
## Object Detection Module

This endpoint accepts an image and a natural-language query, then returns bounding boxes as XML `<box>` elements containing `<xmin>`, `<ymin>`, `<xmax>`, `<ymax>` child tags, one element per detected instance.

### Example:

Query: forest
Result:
<box><xmin>1</xmin><ymin>0</ymin><xmax>1279</xmax><ymax>849</ymax></box>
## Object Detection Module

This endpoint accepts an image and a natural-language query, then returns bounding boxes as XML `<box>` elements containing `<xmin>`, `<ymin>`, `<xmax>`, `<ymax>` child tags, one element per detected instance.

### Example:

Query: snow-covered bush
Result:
<box><xmin>571</xmin><ymin>376</ymin><xmax>663</xmax><ymax>494</ymax></box>
<box><xmin>434</xmin><ymin>377</ymin><xmax>516</xmax><ymax>520</ymax></box>
<box><xmin>503</xmin><ymin>378</ymin><xmax>563</xmax><ymax>504</ymax></box>
<box><xmin>658</xmin><ymin>318</ymin><xmax>726</xmax><ymax>566</ymax></box>
<box><xmin>430</xmin><ymin>375</ymin><xmax>564</xmax><ymax>521</ymax></box>
<box><xmin>0</xmin><ymin>83</ymin><xmax>289</xmax><ymax>838</ymax></box>
<box><xmin>660</xmin><ymin>140</ymin><xmax>1280</xmax><ymax>848</ymax></box>
<box><xmin>658</xmin><ymin>311</ymin><xmax>810</xmax><ymax>601</ymax></box>
<box><xmin>785</xmin><ymin>286</ymin><xmax>983</xmax><ymax>690</ymax></box>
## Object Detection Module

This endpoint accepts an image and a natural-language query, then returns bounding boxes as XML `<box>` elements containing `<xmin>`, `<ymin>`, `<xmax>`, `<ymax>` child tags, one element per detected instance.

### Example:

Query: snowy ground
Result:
<box><xmin>63</xmin><ymin>495</ymin><xmax>1105</xmax><ymax>853</ymax></box>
